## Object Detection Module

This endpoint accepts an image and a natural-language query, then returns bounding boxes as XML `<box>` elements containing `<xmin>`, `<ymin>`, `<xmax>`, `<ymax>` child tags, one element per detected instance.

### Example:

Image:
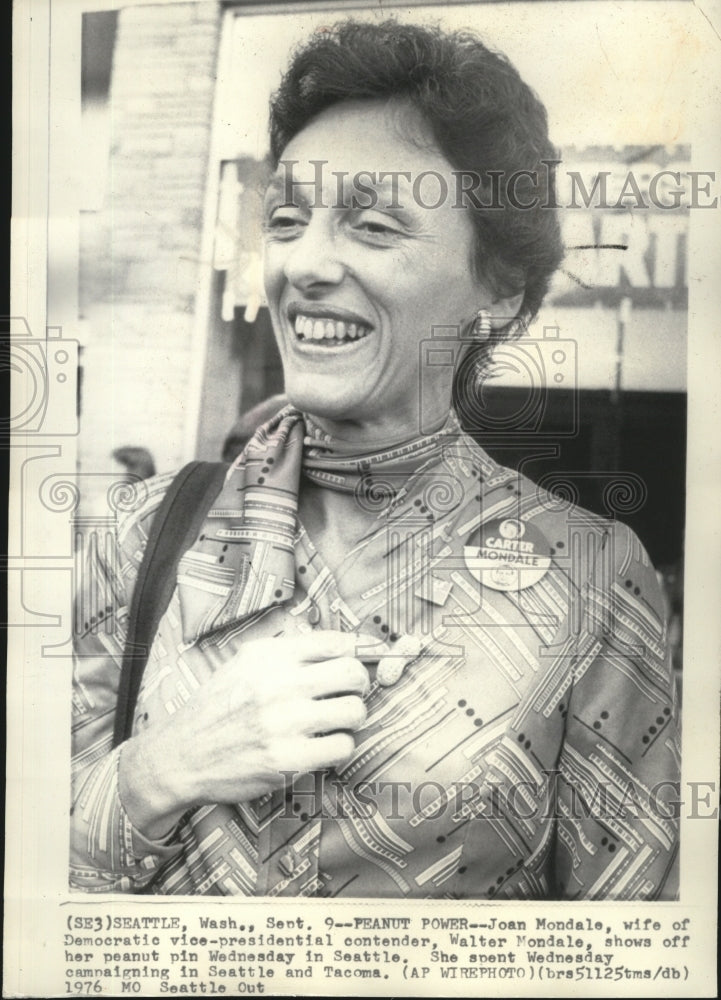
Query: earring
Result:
<box><xmin>474</xmin><ymin>308</ymin><xmax>491</xmax><ymax>339</ymax></box>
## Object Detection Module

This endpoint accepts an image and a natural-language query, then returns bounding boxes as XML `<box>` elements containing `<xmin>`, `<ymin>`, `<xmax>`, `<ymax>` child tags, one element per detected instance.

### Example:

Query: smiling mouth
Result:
<box><xmin>293</xmin><ymin>313</ymin><xmax>372</xmax><ymax>345</ymax></box>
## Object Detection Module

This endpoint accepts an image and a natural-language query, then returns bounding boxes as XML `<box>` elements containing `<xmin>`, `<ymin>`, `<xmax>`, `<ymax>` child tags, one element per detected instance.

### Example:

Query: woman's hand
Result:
<box><xmin>118</xmin><ymin>630</ymin><xmax>381</xmax><ymax>840</ymax></box>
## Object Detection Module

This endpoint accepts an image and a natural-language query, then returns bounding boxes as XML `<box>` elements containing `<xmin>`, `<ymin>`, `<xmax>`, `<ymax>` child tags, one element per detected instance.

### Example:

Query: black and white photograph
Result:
<box><xmin>6</xmin><ymin>0</ymin><xmax>720</xmax><ymax>995</ymax></box>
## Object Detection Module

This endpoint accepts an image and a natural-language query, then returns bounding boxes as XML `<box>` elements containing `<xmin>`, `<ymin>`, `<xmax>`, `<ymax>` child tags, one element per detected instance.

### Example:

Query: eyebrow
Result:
<box><xmin>263</xmin><ymin>173</ymin><xmax>322</xmax><ymax>211</ymax></box>
<box><xmin>264</xmin><ymin>170</ymin><xmax>421</xmax><ymax>212</ymax></box>
<box><xmin>263</xmin><ymin>174</ymin><xmax>292</xmax><ymax>200</ymax></box>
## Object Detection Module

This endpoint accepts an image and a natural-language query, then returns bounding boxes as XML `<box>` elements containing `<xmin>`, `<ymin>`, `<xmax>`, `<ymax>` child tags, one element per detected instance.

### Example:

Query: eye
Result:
<box><xmin>359</xmin><ymin>220</ymin><xmax>394</xmax><ymax>234</ymax></box>
<box><xmin>263</xmin><ymin>206</ymin><xmax>306</xmax><ymax>239</ymax></box>
<box><xmin>350</xmin><ymin>211</ymin><xmax>405</xmax><ymax>244</ymax></box>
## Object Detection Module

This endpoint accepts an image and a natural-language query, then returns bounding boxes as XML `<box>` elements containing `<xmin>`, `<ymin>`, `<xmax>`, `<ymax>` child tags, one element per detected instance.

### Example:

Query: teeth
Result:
<box><xmin>292</xmin><ymin>314</ymin><xmax>370</xmax><ymax>343</ymax></box>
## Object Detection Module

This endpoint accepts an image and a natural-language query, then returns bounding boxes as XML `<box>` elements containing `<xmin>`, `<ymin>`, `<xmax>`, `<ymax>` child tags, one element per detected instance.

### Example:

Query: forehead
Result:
<box><xmin>275</xmin><ymin>99</ymin><xmax>453</xmax><ymax>180</ymax></box>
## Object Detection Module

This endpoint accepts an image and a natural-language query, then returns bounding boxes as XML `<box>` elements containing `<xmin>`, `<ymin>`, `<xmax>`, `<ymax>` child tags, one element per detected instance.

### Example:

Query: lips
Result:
<box><xmin>293</xmin><ymin>313</ymin><xmax>372</xmax><ymax>343</ymax></box>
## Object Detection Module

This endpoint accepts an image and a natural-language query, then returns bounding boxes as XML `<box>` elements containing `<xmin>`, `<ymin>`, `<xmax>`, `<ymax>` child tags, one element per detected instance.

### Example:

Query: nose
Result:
<box><xmin>282</xmin><ymin>216</ymin><xmax>345</xmax><ymax>292</ymax></box>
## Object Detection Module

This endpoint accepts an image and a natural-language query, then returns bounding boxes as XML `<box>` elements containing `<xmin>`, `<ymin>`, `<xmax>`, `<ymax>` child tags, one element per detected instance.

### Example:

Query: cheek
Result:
<box><xmin>262</xmin><ymin>249</ymin><xmax>284</xmax><ymax>302</ymax></box>
<box><xmin>391</xmin><ymin>270</ymin><xmax>480</xmax><ymax>333</ymax></box>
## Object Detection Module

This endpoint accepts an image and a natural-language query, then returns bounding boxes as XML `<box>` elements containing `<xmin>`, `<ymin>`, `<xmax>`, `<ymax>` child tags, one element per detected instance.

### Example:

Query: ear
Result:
<box><xmin>487</xmin><ymin>290</ymin><xmax>524</xmax><ymax>330</ymax></box>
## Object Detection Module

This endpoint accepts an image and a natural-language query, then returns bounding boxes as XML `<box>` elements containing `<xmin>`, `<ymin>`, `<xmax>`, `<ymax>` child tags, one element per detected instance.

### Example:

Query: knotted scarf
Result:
<box><xmin>177</xmin><ymin>405</ymin><xmax>464</xmax><ymax>643</ymax></box>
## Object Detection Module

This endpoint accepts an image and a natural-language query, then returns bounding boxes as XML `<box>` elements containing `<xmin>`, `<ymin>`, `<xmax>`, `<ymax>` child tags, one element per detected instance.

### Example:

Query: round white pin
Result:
<box><xmin>464</xmin><ymin>517</ymin><xmax>551</xmax><ymax>591</ymax></box>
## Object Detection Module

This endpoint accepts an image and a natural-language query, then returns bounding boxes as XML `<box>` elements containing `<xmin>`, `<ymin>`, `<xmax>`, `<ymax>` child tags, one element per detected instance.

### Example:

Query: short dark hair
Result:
<box><xmin>269</xmin><ymin>19</ymin><xmax>563</xmax><ymax>360</ymax></box>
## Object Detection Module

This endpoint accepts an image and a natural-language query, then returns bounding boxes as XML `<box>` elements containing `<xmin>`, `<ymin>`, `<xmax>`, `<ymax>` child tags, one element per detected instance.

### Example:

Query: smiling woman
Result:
<box><xmin>71</xmin><ymin>19</ymin><xmax>680</xmax><ymax>899</ymax></box>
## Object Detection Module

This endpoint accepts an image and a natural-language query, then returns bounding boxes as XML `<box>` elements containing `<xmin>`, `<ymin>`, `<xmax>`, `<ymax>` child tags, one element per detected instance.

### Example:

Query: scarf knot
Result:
<box><xmin>177</xmin><ymin>406</ymin><xmax>462</xmax><ymax>642</ymax></box>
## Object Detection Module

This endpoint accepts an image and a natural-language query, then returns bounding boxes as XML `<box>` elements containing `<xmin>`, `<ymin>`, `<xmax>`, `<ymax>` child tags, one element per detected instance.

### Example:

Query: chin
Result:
<box><xmin>283</xmin><ymin>378</ymin><xmax>357</xmax><ymax>421</ymax></box>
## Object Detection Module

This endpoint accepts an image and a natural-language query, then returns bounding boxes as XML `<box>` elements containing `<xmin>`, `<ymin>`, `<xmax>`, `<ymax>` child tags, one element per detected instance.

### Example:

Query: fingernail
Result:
<box><xmin>356</xmin><ymin>632</ymin><xmax>382</xmax><ymax>644</ymax></box>
<box><xmin>355</xmin><ymin>634</ymin><xmax>386</xmax><ymax>648</ymax></box>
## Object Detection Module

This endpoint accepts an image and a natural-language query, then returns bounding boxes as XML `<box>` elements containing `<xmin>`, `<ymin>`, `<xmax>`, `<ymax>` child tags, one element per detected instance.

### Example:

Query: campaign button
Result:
<box><xmin>464</xmin><ymin>517</ymin><xmax>551</xmax><ymax>591</ymax></box>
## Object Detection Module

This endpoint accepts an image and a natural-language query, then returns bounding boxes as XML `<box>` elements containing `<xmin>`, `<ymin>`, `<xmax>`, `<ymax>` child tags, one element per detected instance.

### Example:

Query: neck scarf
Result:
<box><xmin>176</xmin><ymin>406</ymin><xmax>462</xmax><ymax>643</ymax></box>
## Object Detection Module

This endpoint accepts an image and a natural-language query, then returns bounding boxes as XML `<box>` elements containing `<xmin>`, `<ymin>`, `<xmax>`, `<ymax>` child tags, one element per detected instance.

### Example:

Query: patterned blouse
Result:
<box><xmin>71</xmin><ymin>426</ymin><xmax>680</xmax><ymax>898</ymax></box>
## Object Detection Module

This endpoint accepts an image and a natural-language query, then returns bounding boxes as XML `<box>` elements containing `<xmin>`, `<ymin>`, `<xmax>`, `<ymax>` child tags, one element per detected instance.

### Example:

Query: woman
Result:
<box><xmin>71</xmin><ymin>20</ymin><xmax>680</xmax><ymax>898</ymax></box>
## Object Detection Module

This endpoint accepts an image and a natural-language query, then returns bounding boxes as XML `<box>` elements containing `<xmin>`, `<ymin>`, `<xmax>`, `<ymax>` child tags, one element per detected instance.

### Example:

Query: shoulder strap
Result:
<box><xmin>113</xmin><ymin>460</ymin><xmax>228</xmax><ymax>748</ymax></box>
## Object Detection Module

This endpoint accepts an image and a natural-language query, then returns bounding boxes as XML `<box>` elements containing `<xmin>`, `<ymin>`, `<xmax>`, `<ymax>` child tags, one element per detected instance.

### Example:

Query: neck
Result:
<box><xmin>298</xmin><ymin>474</ymin><xmax>383</xmax><ymax>583</ymax></box>
<box><xmin>297</xmin><ymin>405</ymin><xmax>457</xmax><ymax>564</ymax></box>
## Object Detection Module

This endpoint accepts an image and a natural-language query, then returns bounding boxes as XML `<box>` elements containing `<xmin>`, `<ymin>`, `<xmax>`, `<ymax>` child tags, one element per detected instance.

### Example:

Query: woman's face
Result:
<box><xmin>263</xmin><ymin>100</ymin><xmax>489</xmax><ymax>440</ymax></box>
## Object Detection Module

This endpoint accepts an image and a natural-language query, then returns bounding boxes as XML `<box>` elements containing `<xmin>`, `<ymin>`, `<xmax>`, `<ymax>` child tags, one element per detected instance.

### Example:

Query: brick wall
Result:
<box><xmin>79</xmin><ymin>1</ymin><xmax>221</xmax><ymax>511</ymax></box>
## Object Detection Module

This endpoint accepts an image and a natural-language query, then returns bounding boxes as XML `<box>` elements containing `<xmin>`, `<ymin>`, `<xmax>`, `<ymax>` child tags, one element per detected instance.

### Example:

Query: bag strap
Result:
<box><xmin>113</xmin><ymin>460</ymin><xmax>228</xmax><ymax>748</ymax></box>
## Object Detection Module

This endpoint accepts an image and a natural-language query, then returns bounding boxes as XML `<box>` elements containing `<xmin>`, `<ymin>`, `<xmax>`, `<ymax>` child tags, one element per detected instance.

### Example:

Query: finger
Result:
<box><xmin>311</xmin><ymin>695</ymin><xmax>367</xmax><ymax>735</ymax></box>
<box><xmin>304</xmin><ymin>658</ymin><xmax>370</xmax><ymax>698</ymax></box>
<box><xmin>303</xmin><ymin>731</ymin><xmax>356</xmax><ymax>772</ymax></box>
<box><xmin>243</xmin><ymin>630</ymin><xmax>367</xmax><ymax>663</ymax></box>
<box><xmin>282</xmin><ymin>630</ymin><xmax>389</xmax><ymax>662</ymax></box>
